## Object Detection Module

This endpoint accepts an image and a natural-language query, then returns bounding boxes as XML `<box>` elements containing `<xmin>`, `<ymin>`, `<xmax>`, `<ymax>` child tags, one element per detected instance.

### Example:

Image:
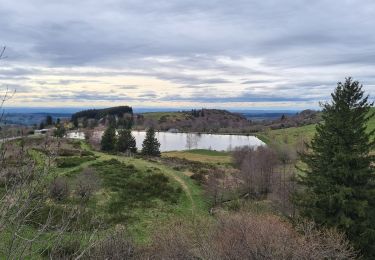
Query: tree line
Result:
<box><xmin>101</xmin><ymin>126</ymin><xmax>161</xmax><ymax>156</ymax></box>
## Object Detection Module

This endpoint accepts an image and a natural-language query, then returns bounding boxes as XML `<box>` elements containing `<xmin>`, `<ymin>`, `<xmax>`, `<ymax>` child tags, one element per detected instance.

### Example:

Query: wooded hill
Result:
<box><xmin>71</xmin><ymin>106</ymin><xmax>133</xmax><ymax>128</ymax></box>
<box><xmin>71</xmin><ymin>106</ymin><xmax>133</xmax><ymax>121</ymax></box>
<box><xmin>136</xmin><ymin>108</ymin><xmax>321</xmax><ymax>133</ymax></box>
<box><xmin>70</xmin><ymin>106</ymin><xmax>321</xmax><ymax>134</ymax></box>
<box><xmin>136</xmin><ymin>109</ymin><xmax>251</xmax><ymax>133</ymax></box>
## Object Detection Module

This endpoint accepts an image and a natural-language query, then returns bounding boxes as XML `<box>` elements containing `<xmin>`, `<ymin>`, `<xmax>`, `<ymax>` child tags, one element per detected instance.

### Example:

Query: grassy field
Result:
<box><xmin>0</xmin><ymin>137</ymin><xmax>210</xmax><ymax>256</ymax></box>
<box><xmin>258</xmin><ymin>108</ymin><xmax>375</xmax><ymax>147</ymax></box>
<box><xmin>257</xmin><ymin>124</ymin><xmax>316</xmax><ymax>147</ymax></box>
<box><xmin>52</xmin><ymin>142</ymin><xmax>209</xmax><ymax>243</ymax></box>
<box><xmin>162</xmin><ymin>149</ymin><xmax>231</xmax><ymax>164</ymax></box>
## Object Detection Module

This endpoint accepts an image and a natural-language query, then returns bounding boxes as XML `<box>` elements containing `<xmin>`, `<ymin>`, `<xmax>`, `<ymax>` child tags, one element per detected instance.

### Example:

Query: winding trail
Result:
<box><xmin>75</xmin><ymin>142</ymin><xmax>198</xmax><ymax>215</ymax></box>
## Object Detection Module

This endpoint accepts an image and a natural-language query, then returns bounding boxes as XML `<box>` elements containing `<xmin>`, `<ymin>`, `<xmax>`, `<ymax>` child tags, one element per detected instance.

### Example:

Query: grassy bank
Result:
<box><xmin>258</xmin><ymin>108</ymin><xmax>375</xmax><ymax>147</ymax></box>
<box><xmin>163</xmin><ymin>149</ymin><xmax>231</xmax><ymax>164</ymax></box>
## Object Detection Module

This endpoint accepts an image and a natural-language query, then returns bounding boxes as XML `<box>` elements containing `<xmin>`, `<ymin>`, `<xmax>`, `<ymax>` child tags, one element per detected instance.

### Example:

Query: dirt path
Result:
<box><xmin>83</xmin><ymin>146</ymin><xmax>197</xmax><ymax>215</ymax></box>
<box><xmin>167</xmin><ymin>170</ymin><xmax>196</xmax><ymax>214</ymax></box>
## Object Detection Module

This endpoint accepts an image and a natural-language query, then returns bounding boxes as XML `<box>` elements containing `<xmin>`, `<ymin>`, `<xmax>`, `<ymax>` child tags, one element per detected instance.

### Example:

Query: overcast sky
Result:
<box><xmin>1</xmin><ymin>0</ymin><xmax>375</xmax><ymax>109</ymax></box>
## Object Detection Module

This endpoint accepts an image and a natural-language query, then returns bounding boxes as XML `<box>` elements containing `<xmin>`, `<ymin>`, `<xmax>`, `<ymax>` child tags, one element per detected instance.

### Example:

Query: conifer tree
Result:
<box><xmin>117</xmin><ymin>129</ymin><xmax>137</xmax><ymax>153</ymax></box>
<box><xmin>100</xmin><ymin>126</ymin><xmax>116</xmax><ymax>152</ymax></box>
<box><xmin>46</xmin><ymin>115</ymin><xmax>53</xmax><ymax>126</ymax></box>
<box><xmin>141</xmin><ymin>127</ymin><xmax>161</xmax><ymax>156</ymax></box>
<box><xmin>53</xmin><ymin>123</ymin><xmax>66</xmax><ymax>138</ymax></box>
<box><xmin>295</xmin><ymin>78</ymin><xmax>375</xmax><ymax>257</ymax></box>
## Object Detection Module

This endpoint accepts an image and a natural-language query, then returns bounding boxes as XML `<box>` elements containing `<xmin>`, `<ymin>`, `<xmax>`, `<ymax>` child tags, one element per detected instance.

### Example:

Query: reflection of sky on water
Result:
<box><xmin>67</xmin><ymin>131</ymin><xmax>265</xmax><ymax>152</ymax></box>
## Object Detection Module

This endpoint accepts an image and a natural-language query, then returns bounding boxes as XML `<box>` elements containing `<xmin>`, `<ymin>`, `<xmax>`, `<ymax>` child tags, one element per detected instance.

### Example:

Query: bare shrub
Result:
<box><xmin>295</xmin><ymin>220</ymin><xmax>358</xmax><ymax>259</ymax></box>
<box><xmin>144</xmin><ymin>213</ymin><xmax>357</xmax><ymax>260</ymax></box>
<box><xmin>233</xmin><ymin>146</ymin><xmax>279</xmax><ymax>199</ymax></box>
<box><xmin>269</xmin><ymin>144</ymin><xmax>298</xmax><ymax>216</ymax></box>
<box><xmin>49</xmin><ymin>177</ymin><xmax>70</xmax><ymax>201</ymax></box>
<box><xmin>211</xmin><ymin>213</ymin><xmax>357</xmax><ymax>260</ymax></box>
<box><xmin>75</xmin><ymin>167</ymin><xmax>100</xmax><ymax>200</ymax></box>
<box><xmin>87</xmin><ymin>228</ymin><xmax>135</xmax><ymax>259</ymax></box>
<box><xmin>146</xmin><ymin>218</ymin><xmax>213</xmax><ymax>260</ymax></box>
<box><xmin>204</xmin><ymin>168</ymin><xmax>226</xmax><ymax>207</ymax></box>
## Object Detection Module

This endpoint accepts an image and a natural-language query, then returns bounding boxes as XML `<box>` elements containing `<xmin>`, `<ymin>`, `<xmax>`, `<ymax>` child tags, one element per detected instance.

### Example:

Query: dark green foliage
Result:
<box><xmin>117</xmin><ymin>116</ymin><xmax>134</xmax><ymax>129</ymax></box>
<box><xmin>295</xmin><ymin>78</ymin><xmax>375</xmax><ymax>257</ymax></box>
<box><xmin>46</xmin><ymin>115</ymin><xmax>53</xmax><ymax>126</ymax></box>
<box><xmin>116</xmin><ymin>129</ymin><xmax>137</xmax><ymax>153</ymax></box>
<box><xmin>56</xmin><ymin>156</ymin><xmax>96</xmax><ymax>168</ymax></box>
<box><xmin>71</xmin><ymin>106</ymin><xmax>133</xmax><ymax>122</ymax></box>
<box><xmin>73</xmin><ymin>117</ymin><xmax>79</xmax><ymax>128</ymax></box>
<box><xmin>141</xmin><ymin>127</ymin><xmax>161</xmax><ymax>156</ymax></box>
<box><xmin>92</xmin><ymin>159</ymin><xmax>181</xmax><ymax>218</ymax></box>
<box><xmin>191</xmin><ymin>109</ymin><xmax>204</xmax><ymax>117</ymax></box>
<box><xmin>53</xmin><ymin>124</ymin><xmax>66</xmax><ymax>138</ymax></box>
<box><xmin>101</xmin><ymin>126</ymin><xmax>117</xmax><ymax>152</ymax></box>
<box><xmin>57</xmin><ymin>149</ymin><xmax>80</xmax><ymax>157</ymax></box>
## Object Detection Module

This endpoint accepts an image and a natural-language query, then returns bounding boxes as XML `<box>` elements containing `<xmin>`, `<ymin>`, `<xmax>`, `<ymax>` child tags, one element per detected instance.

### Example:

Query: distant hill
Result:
<box><xmin>2</xmin><ymin>113</ymin><xmax>71</xmax><ymax>126</ymax></box>
<box><xmin>71</xmin><ymin>106</ymin><xmax>133</xmax><ymax>121</ymax></box>
<box><xmin>136</xmin><ymin>109</ymin><xmax>252</xmax><ymax>133</ymax></box>
<box><xmin>70</xmin><ymin>106</ymin><xmax>133</xmax><ymax>128</ymax></box>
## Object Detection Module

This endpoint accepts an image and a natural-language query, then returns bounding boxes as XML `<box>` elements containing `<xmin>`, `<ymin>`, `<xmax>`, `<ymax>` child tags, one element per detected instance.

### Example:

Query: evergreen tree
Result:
<box><xmin>295</xmin><ymin>78</ymin><xmax>375</xmax><ymax>257</ymax></box>
<box><xmin>101</xmin><ymin>126</ymin><xmax>117</xmax><ymax>152</ymax></box>
<box><xmin>46</xmin><ymin>115</ymin><xmax>53</xmax><ymax>126</ymax></box>
<box><xmin>73</xmin><ymin>117</ymin><xmax>79</xmax><ymax>128</ymax></box>
<box><xmin>117</xmin><ymin>129</ymin><xmax>137</xmax><ymax>153</ymax></box>
<box><xmin>141</xmin><ymin>127</ymin><xmax>161</xmax><ymax>156</ymax></box>
<box><xmin>53</xmin><ymin>124</ymin><xmax>66</xmax><ymax>138</ymax></box>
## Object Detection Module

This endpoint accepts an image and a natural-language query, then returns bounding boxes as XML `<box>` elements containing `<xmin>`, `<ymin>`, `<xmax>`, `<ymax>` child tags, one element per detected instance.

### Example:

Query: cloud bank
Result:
<box><xmin>1</xmin><ymin>0</ymin><xmax>375</xmax><ymax>108</ymax></box>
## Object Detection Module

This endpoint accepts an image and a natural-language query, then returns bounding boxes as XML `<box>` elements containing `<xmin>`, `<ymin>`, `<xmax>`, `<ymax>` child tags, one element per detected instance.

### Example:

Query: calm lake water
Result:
<box><xmin>67</xmin><ymin>131</ymin><xmax>265</xmax><ymax>152</ymax></box>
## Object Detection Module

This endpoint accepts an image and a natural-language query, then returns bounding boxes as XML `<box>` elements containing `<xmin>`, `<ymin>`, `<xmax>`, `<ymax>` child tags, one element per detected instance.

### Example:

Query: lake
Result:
<box><xmin>67</xmin><ymin>131</ymin><xmax>265</xmax><ymax>152</ymax></box>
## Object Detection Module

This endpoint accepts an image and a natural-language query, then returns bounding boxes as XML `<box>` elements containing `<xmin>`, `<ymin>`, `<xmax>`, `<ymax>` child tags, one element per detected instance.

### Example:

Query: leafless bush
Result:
<box><xmin>295</xmin><ymin>220</ymin><xmax>358</xmax><ymax>259</ymax></box>
<box><xmin>86</xmin><ymin>130</ymin><xmax>101</xmax><ymax>150</ymax></box>
<box><xmin>204</xmin><ymin>169</ymin><xmax>226</xmax><ymax>207</ymax></box>
<box><xmin>233</xmin><ymin>146</ymin><xmax>279</xmax><ymax>199</ymax></box>
<box><xmin>146</xmin><ymin>218</ymin><xmax>213</xmax><ymax>260</ymax></box>
<box><xmin>86</xmin><ymin>228</ymin><xmax>135</xmax><ymax>259</ymax></box>
<box><xmin>0</xmin><ymin>48</ymin><xmax>98</xmax><ymax>259</ymax></box>
<box><xmin>210</xmin><ymin>213</ymin><xmax>357</xmax><ymax>260</ymax></box>
<box><xmin>269</xmin><ymin>144</ymin><xmax>298</xmax><ymax>216</ymax></box>
<box><xmin>75</xmin><ymin>167</ymin><xmax>100</xmax><ymax>200</ymax></box>
<box><xmin>145</xmin><ymin>214</ymin><xmax>357</xmax><ymax>260</ymax></box>
<box><xmin>49</xmin><ymin>177</ymin><xmax>70</xmax><ymax>201</ymax></box>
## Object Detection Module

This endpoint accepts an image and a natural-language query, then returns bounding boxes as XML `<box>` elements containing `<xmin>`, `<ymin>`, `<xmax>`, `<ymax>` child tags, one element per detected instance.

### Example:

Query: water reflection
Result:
<box><xmin>67</xmin><ymin>131</ymin><xmax>264</xmax><ymax>152</ymax></box>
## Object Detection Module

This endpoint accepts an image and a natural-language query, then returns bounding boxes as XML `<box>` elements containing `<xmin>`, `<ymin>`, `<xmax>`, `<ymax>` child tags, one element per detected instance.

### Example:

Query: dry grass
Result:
<box><xmin>162</xmin><ymin>150</ymin><xmax>231</xmax><ymax>164</ymax></box>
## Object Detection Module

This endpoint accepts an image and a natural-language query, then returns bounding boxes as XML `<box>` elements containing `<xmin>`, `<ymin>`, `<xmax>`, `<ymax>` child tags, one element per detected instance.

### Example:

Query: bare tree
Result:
<box><xmin>233</xmin><ymin>146</ymin><xmax>278</xmax><ymax>199</ymax></box>
<box><xmin>145</xmin><ymin>213</ymin><xmax>357</xmax><ymax>260</ymax></box>
<box><xmin>0</xmin><ymin>50</ymin><xmax>99</xmax><ymax>258</ymax></box>
<box><xmin>269</xmin><ymin>144</ymin><xmax>297</xmax><ymax>216</ymax></box>
<box><xmin>204</xmin><ymin>169</ymin><xmax>226</xmax><ymax>207</ymax></box>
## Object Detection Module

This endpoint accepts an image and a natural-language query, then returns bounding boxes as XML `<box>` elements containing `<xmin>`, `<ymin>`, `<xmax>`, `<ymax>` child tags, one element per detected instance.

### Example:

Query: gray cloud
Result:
<box><xmin>1</xmin><ymin>0</ymin><xmax>375</xmax><ymax>107</ymax></box>
<box><xmin>115</xmin><ymin>85</ymin><xmax>139</xmax><ymax>90</ymax></box>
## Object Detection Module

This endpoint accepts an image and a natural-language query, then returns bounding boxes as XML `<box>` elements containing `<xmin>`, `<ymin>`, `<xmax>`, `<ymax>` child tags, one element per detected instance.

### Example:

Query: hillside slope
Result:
<box><xmin>136</xmin><ymin>109</ymin><xmax>251</xmax><ymax>133</ymax></box>
<box><xmin>258</xmin><ymin>108</ymin><xmax>375</xmax><ymax>146</ymax></box>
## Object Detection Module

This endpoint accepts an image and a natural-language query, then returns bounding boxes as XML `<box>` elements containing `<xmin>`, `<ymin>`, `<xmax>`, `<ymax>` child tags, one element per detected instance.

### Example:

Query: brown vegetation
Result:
<box><xmin>144</xmin><ymin>213</ymin><xmax>357</xmax><ymax>259</ymax></box>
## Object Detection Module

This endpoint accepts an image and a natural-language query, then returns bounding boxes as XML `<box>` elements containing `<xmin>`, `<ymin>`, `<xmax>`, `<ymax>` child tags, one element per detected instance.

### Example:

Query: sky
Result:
<box><xmin>0</xmin><ymin>0</ymin><xmax>375</xmax><ymax>110</ymax></box>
